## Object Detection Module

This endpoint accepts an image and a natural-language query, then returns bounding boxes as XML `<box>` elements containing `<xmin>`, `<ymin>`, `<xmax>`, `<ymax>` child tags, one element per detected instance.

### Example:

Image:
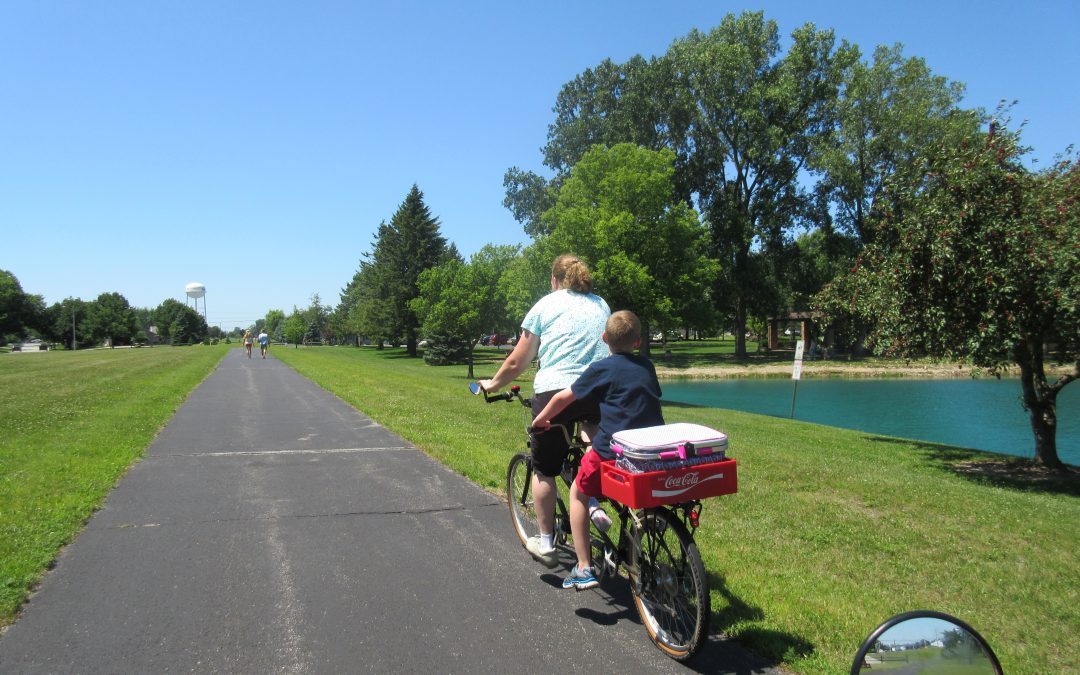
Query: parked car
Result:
<box><xmin>12</xmin><ymin>339</ymin><xmax>47</xmax><ymax>351</ymax></box>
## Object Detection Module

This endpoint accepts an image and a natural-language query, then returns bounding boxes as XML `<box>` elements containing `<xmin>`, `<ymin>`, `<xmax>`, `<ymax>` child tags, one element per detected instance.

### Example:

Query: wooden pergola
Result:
<box><xmin>767</xmin><ymin>311</ymin><xmax>828</xmax><ymax>351</ymax></box>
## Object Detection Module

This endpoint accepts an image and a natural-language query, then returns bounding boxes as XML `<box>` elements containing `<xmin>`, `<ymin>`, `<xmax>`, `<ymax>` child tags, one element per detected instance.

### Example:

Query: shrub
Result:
<box><xmin>422</xmin><ymin>332</ymin><xmax>471</xmax><ymax>366</ymax></box>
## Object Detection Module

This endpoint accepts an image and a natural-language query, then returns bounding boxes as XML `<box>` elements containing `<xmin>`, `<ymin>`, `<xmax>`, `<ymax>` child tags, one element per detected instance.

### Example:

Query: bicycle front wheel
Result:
<box><xmin>506</xmin><ymin>453</ymin><xmax>537</xmax><ymax>547</ymax></box>
<box><xmin>628</xmin><ymin>507</ymin><xmax>710</xmax><ymax>661</ymax></box>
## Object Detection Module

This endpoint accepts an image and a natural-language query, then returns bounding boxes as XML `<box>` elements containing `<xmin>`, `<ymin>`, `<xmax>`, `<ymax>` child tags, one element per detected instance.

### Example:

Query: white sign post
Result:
<box><xmin>790</xmin><ymin>340</ymin><xmax>804</xmax><ymax>418</ymax></box>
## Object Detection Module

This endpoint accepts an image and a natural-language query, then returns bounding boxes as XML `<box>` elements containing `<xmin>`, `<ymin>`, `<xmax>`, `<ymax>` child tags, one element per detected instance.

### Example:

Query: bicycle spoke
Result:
<box><xmin>630</xmin><ymin>508</ymin><xmax>709</xmax><ymax>660</ymax></box>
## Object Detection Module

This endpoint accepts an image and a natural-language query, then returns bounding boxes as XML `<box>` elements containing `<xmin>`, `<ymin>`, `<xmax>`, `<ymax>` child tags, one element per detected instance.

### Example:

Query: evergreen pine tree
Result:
<box><xmin>383</xmin><ymin>185</ymin><xmax>449</xmax><ymax>356</ymax></box>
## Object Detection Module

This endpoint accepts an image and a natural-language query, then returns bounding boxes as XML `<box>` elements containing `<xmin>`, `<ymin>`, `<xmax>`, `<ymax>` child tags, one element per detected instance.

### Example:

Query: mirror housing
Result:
<box><xmin>852</xmin><ymin>610</ymin><xmax>1002</xmax><ymax>674</ymax></box>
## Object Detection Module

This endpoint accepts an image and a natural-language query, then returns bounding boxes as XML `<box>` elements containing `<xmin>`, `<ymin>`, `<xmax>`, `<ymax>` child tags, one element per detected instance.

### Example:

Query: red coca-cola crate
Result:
<box><xmin>600</xmin><ymin>458</ymin><xmax>738</xmax><ymax>509</ymax></box>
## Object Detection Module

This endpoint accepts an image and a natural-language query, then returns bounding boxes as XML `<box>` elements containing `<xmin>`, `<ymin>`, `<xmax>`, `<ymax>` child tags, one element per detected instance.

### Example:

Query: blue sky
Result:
<box><xmin>2</xmin><ymin>1</ymin><xmax>1076</xmax><ymax>331</ymax></box>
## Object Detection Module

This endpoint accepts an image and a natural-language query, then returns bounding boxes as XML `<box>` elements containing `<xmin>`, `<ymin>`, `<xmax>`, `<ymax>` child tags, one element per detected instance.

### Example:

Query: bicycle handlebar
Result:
<box><xmin>468</xmin><ymin>381</ymin><xmax>524</xmax><ymax>404</ymax></box>
<box><xmin>469</xmin><ymin>382</ymin><xmax>578</xmax><ymax>446</ymax></box>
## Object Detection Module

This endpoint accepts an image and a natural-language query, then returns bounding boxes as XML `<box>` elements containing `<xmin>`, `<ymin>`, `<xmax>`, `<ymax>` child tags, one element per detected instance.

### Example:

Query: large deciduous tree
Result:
<box><xmin>541</xmin><ymin>143</ymin><xmax>715</xmax><ymax>355</ymax></box>
<box><xmin>263</xmin><ymin>309</ymin><xmax>285</xmax><ymax>341</ymax></box>
<box><xmin>412</xmin><ymin>244</ymin><xmax>518</xmax><ymax>377</ymax></box>
<box><xmin>668</xmin><ymin>14</ymin><xmax>856</xmax><ymax>357</ymax></box>
<box><xmin>43</xmin><ymin>297</ymin><xmax>89</xmax><ymax>349</ymax></box>
<box><xmin>0</xmin><ymin>269</ymin><xmax>39</xmax><ymax>341</ymax></box>
<box><xmin>810</xmin><ymin>43</ymin><xmax>977</xmax><ymax>245</ymax></box>
<box><xmin>815</xmin><ymin>124</ymin><xmax>1079</xmax><ymax>470</ymax></box>
<box><xmin>505</xmin><ymin>11</ymin><xmax>856</xmax><ymax>357</ymax></box>
<box><xmin>151</xmin><ymin>298</ymin><xmax>207</xmax><ymax>345</ymax></box>
<box><xmin>84</xmin><ymin>292</ymin><xmax>139</xmax><ymax>347</ymax></box>
<box><xmin>282</xmin><ymin>309</ymin><xmax>306</xmax><ymax>348</ymax></box>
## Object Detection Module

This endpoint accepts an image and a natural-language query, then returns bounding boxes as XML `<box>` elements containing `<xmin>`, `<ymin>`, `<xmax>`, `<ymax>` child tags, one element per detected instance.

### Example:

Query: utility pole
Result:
<box><xmin>72</xmin><ymin>306</ymin><xmax>77</xmax><ymax>351</ymax></box>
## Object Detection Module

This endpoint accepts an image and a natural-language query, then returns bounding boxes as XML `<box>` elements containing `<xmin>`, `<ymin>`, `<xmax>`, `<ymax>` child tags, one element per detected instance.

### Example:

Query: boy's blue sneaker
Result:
<box><xmin>562</xmin><ymin>564</ymin><xmax>599</xmax><ymax>590</ymax></box>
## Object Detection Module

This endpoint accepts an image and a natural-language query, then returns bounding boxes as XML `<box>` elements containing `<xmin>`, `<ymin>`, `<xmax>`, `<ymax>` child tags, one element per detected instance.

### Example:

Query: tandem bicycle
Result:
<box><xmin>469</xmin><ymin>382</ymin><xmax>738</xmax><ymax>661</ymax></box>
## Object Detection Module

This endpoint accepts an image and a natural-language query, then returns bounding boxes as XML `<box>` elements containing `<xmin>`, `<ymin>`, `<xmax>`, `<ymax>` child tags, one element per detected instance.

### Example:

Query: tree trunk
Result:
<box><xmin>1015</xmin><ymin>342</ymin><xmax>1065</xmax><ymax>471</ymax></box>
<box><xmin>734</xmin><ymin>300</ymin><xmax>747</xmax><ymax>360</ymax></box>
<box><xmin>639</xmin><ymin>320</ymin><xmax>651</xmax><ymax>359</ymax></box>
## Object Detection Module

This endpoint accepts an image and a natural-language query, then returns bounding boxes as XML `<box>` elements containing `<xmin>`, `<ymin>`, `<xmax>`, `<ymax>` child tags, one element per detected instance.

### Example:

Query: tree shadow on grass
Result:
<box><xmin>661</xmin><ymin>399</ymin><xmax>706</xmax><ymax>409</ymax></box>
<box><xmin>865</xmin><ymin>436</ymin><xmax>1080</xmax><ymax>497</ymax></box>
<box><xmin>706</xmin><ymin>570</ymin><xmax>815</xmax><ymax>670</ymax></box>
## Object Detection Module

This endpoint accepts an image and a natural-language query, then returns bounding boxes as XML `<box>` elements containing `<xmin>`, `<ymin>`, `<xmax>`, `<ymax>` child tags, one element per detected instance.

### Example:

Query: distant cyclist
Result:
<box><xmin>478</xmin><ymin>254</ymin><xmax>609</xmax><ymax>567</ymax></box>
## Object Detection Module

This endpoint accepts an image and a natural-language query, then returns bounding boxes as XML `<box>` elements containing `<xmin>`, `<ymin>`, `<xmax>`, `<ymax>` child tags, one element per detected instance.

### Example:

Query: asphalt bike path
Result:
<box><xmin>0</xmin><ymin>348</ymin><xmax>778</xmax><ymax>674</ymax></box>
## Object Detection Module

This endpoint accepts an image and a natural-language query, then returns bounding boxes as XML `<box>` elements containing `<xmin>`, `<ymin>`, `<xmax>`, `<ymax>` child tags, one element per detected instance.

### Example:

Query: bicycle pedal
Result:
<box><xmin>604</xmin><ymin>548</ymin><xmax>618</xmax><ymax>575</ymax></box>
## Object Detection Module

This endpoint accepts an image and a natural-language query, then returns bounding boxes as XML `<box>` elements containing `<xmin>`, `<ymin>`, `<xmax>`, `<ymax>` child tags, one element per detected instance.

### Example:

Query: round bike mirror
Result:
<box><xmin>851</xmin><ymin>610</ymin><xmax>1002</xmax><ymax>674</ymax></box>
<box><xmin>468</xmin><ymin>382</ymin><xmax>482</xmax><ymax>396</ymax></box>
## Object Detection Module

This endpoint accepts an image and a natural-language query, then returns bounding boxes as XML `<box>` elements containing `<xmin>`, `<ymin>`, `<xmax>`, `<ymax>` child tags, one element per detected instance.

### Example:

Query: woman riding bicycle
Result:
<box><xmin>478</xmin><ymin>254</ymin><xmax>609</xmax><ymax>567</ymax></box>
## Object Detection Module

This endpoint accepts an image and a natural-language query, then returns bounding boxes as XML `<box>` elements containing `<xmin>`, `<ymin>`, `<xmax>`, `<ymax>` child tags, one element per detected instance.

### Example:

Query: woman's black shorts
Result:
<box><xmin>530</xmin><ymin>389</ymin><xmax>600</xmax><ymax>477</ymax></box>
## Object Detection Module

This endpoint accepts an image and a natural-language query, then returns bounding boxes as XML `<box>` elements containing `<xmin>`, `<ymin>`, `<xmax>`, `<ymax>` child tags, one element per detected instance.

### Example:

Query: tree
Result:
<box><xmin>151</xmin><ymin>299</ymin><xmax>207</xmax><ymax>345</ymax></box>
<box><xmin>282</xmin><ymin>310</ymin><xmax>306</xmax><ymax>348</ymax></box>
<box><xmin>303</xmin><ymin>294</ymin><xmax>330</xmax><ymax>344</ymax></box>
<box><xmin>349</xmin><ymin>225</ymin><xmax>401</xmax><ymax>349</ymax></box>
<box><xmin>345</xmin><ymin>186</ymin><xmax>449</xmax><ymax>354</ymax></box>
<box><xmin>412</xmin><ymin>244</ymin><xmax>519</xmax><ymax>377</ymax></box>
<box><xmin>505</xmin><ymin>11</ymin><xmax>857</xmax><ymax>358</ymax></box>
<box><xmin>667</xmin><ymin>14</ymin><xmax>856</xmax><ymax>358</ymax></box>
<box><xmin>784</xmin><ymin>228</ymin><xmax>862</xmax><ymax>314</ymax></box>
<box><xmin>263</xmin><ymin>309</ymin><xmax>285</xmax><ymax>341</ymax></box>
<box><xmin>498</xmin><ymin>244</ymin><xmax>553</xmax><ymax>333</ymax></box>
<box><xmin>815</xmin><ymin>123</ymin><xmax>1079</xmax><ymax>469</ymax></box>
<box><xmin>540</xmin><ymin>144</ymin><xmax>716</xmax><ymax>356</ymax></box>
<box><xmin>43</xmin><ymin>297</ymin><xmax>89</xmax><ymax>349</ymax></box>
<box><xmin>83</xmin><ymin>292</ymin><xmax>139</xmax><ymax>347</ymax></box>
<box><xmin>810</xmin><ymin>43</ymin><xmax>976</xmax><ymax>245</ymax></box>
<box><xmin>387</xmin><ymin>185</ymin><xmax>449</xmax><ymax>355</ymax></box>
<box><xmin>0</xmin><ymin>269</ymin><xmax>38</xmax><ymax>341</ymax></box>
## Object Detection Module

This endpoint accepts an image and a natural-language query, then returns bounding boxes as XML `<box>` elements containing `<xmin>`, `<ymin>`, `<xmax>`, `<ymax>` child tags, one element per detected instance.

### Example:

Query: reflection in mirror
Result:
<box><xmin>469</xmin><ymin>381</ymin><xmax>482</xmax><ymax>395</ymax></box>
<box><xmin>852</xmin><ymin>611</ymin><xmax>1002</xmax><ymax>674</ymax></box>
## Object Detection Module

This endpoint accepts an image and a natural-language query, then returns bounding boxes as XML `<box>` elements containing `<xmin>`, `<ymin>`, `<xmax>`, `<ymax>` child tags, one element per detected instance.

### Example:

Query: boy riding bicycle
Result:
<box><xmin>532</xmin><ymin>310</ymin><xmax>664</xmax><ymax>590</ymax></box>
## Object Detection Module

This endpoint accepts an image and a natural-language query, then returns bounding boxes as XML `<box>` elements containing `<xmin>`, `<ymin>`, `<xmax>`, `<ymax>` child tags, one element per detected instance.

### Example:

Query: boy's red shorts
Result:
<box><xmin>574</xmin><ymin>447</ymin><xmax>604</xmax><ymax>498</ymax></box>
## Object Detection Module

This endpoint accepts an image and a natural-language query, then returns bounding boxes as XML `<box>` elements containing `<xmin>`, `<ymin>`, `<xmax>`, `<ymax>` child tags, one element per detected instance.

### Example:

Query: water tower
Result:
<box><xmin>185</xmin><ymin>282</ymin><xmax>206</xmax><ymax>320</ymax></box>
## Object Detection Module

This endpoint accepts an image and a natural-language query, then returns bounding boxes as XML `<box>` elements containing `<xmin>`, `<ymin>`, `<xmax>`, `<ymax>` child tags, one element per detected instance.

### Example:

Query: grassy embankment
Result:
<box><xmin>0</xmin><ymin>345</ymin><xmax>227</xmax><ymax>627</ymax></box>
<box><xmin>275</xmin><ymin>344</ymin><xmax>1078</xmax><ymax>675</ymax></box>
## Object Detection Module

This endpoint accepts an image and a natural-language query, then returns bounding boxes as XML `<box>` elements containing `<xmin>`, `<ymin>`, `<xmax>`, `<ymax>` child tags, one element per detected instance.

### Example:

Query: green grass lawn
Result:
<box><xmin>276</xmin><ymin>346</ymin><xmax>1079</xmax><ymax>675</ymax></box>
<box><xmin>0</xmin><ymin>345</ymin><xmax>227</xmax><ymax>624</ymax></box>
<box><xmin>2</xmin><ymin>343</ymin><xmax>1075</xmax><ymax>673</ymax></box>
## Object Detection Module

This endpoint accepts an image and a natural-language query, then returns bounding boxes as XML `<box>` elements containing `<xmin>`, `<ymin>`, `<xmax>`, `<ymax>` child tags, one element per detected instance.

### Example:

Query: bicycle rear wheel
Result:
<box><xmin>628</xmin><ymin>507</ymin><xmax>710</xmax><ymax>660</ymax></box>
<box><xmin>506</xmin><ymin>453</ymin><xmax>536</xmax><ymax>547</ymax></box>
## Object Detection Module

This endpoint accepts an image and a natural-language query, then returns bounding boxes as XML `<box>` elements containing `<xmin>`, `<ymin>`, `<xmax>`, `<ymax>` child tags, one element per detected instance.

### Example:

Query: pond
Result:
<box><xmin>661</xmin><ymin>377</ymin><xmax>1080</xmax><ymax>466</ymax></box>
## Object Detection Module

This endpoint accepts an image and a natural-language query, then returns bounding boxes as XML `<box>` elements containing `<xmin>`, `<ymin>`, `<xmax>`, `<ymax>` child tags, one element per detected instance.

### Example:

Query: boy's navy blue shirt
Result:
<box><xmin>570</xmin><ymin>352</ymin><xmax>665</xmax><ymax>459</ymax></box>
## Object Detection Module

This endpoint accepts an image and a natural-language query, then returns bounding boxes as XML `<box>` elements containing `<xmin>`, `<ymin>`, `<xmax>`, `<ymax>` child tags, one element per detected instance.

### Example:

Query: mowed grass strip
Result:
<box><xmin>276</xmin><ymin>346</ymin><xmax>1079</xmax><ymax>675</ymax></box>
<box><xmin>0</xmin><ymin>345</ymin><xmax>227</xmax><ymax>625</ymax></box>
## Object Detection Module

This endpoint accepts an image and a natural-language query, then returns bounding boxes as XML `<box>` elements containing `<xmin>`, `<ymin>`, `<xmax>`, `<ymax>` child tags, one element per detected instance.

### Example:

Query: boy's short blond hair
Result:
<box><xmin>605</xmin><ymin>310</ymin><xmax>641</xmax><ymax>353</ymax></box>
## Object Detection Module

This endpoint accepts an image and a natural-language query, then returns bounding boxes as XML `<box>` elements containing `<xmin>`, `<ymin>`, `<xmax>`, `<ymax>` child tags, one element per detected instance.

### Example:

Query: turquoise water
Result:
<box><xmin>661</xmin><ymin>378</ymin><xmax>1079</xmax><ymax>466</ymax></box>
